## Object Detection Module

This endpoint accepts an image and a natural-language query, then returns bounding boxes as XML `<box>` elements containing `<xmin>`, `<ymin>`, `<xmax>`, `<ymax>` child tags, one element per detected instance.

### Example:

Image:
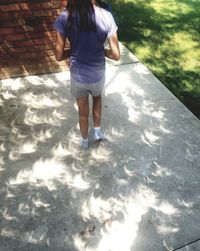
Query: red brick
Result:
<box><xmin>9</xmin><ymin>47</ymin><xmax>27</xmax><ymax>54</ymax></box>
<box><xmin>25</xmin><ymin>33</ymin><xmax>43</xmax><ymax>39</ymax></box>
<box><xmin>28</xmin><ymin>44</ymin><xmax>53</xmax><ymax>52</ymax></box>
<box><xmin>52</xmin><ymin>2</ymin><xmax>62</xmax><ymax>8</ymax></box>
<box><xmin>19</xmin><ymin>3</ymin><xmax>41</xmax><ymax>10</ymax></box>
<box><xmin>1</xmin><ymin>0</ymin><xmax>25</xmax><ymax>3</ymax></box>
<box><xmin>0</xmin><ymin>49</ymin><xmax>5</xmax><ymax>55</ymax></box>
<box><xmin>43</xmin><ymin>17</ymin><xmax>56</xmax><ymax>23</ymax></box>
<box><xmin>41</xmin><ymin>3</ymin><xmax>53</xmax><ymax>9</ymax></box>
<box><xmin>29</xmin><ymin>3</ymin><xmax>42</xmax><ymax>10</ymax></box>
<box><xmin>0</xmin><ymin>20</ymin><xmax>22</xmax><ymax>27</ymax></box>
<box><xmin>33</xmin><ymin>10</ymin><xmax>53</xmax><ymax>17</ymax></box>
<box><xmin>15</xmin><ymin>40</ymin><xmax>34</xmax><ymax>47</ymax></box>
<box><xmin>33</xmin><ymin>26</ymin><xmax>46</xmax><ymax>33</ymax></box>
<box><xmin>27</xmin><ymin>47</ymin><xmax>37</xmax><ymax>52</ymax></box>
<box><xmin>14</xmin><ymin>27</ymin><xmax>25</xmax><ymax>33</ymax></box>
<box><xmin>1</xmin><ymin>4</ymin><xmax>20</xmax><ymax>12</ymax></box>
<box><xmin>38</xmin><ymin>21</ymin><xmax>54</xmax><ymax>31</ymax></box>
<box><xmin>2</xmin><ymin>40</ymin><xmax>14</xmax><ymax>48</ymax></box>
<box><xmin>19</xmin><ymin>52</ymin><xmax>38</xmax><ymax>60</ymax></box>
<box><xmin>14</xmin><ymin>26</ymin><xmax>34</xmax><ymax>33</ymax></box>
<box><xmin>19</xmin><ymin>3</ymin><xmax>30</xmax><ymax>10</ymax></box>
<box><xmin>0</xmin><ymin>12</ymin><xmax>13</xmax><ymax>19</ymax></box>
<box><xmin>13</xmin><ymin>11</ymin><xmax>33</xmax><ymax>18</ymax></box>
<box><xmin>34</xmin><ymin>37</ymin><xmax>53</xmax><ymax>45</ymax></box>
<box><xmin>36</xmin><ymin>44</ymin><xmax>54</xmax><ymax>50</ymax></box>
<box><xmin>6</xmin><ymin>34</ymin><xmax>25</xmax><ymax>41</ymax></box>
<box><xmin>0</xmin><ymin>28</ymin><xmax>14</xmax><ymax>35</ymax></box>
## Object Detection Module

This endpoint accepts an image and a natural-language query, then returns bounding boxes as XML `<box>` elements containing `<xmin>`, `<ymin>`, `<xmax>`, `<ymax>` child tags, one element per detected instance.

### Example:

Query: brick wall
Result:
<box><xmin>0</xmin><ymin>0</ymin><xmax>69</xmax><ymax>79</ymax></box>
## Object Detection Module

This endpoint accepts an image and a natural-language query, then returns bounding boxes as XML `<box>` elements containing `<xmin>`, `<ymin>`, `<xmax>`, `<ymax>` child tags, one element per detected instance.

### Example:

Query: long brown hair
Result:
<box><xmin>67</xmin><ymin>0</ymin><xmax>96</xmax><ymax>32</ymax></box>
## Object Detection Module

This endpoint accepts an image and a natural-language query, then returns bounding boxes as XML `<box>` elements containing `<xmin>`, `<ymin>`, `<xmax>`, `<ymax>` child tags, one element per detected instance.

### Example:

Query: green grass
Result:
<box><xmin>109</xmin><ymin>0</ymin><xmax>200</xmax><ymax>118</ymax></box>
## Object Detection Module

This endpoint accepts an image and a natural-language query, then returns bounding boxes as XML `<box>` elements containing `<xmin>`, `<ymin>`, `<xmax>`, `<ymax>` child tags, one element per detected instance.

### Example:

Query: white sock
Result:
<box><xmin>80</xmin><ymin>137</ymin><xmax>88</xmax><ymax>149</ymax></box>
<box><xmin>81</xmin><ymin>137</ymin><xmax>88</xmax><ymax>142</ymax></box>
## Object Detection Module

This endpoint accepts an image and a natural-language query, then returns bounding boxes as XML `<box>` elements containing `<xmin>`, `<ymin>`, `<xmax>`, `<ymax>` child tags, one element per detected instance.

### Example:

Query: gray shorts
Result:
<box><xmin>70</xmin><ymin>77</ymin><xmax>105</xmax><ymax>98</ymax></box>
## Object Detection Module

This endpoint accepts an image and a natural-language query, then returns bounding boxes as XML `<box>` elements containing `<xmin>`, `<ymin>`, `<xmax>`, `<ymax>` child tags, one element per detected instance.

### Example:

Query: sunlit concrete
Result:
<box><xmin>0</xmin><ymin>43</ymin><xmax>200</xmax><ymax>251</ymax></box>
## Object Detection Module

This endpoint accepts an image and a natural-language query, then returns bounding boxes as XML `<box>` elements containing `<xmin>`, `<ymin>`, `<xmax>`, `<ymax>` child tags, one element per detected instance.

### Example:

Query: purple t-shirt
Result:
<box><xmin>54</xmin><ymin>6</ymin><xmax>118</xmax><ymax>83</ymax></box>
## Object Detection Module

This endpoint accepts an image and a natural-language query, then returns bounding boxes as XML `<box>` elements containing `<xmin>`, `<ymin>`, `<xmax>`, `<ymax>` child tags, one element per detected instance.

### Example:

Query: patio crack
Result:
<box><xmin>172</xmin><ymin>238</ymin><xmax>200</xmax><ymax>250</ymax></box>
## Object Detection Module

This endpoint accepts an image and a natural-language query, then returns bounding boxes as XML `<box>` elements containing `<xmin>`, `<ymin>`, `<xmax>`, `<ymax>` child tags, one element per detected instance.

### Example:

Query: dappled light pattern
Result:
<box><xmin>78</xmin><ymin>186</ymin><xmax>156</xmax><ymax>251</ymax></box>
<box><xmin>109</xmin><ymin>0</ymin><xmax>200</xmax><ymax>119</ymax></box>
<box><xmin>0</xmin><ymin>62</ymin><xmax>200</xmax><ymax>250</ymax></box>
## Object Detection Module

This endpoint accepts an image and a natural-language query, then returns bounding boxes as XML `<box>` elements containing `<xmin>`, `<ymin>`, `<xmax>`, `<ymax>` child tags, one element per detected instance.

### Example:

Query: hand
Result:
<box><xmin>104</xmin><ymin>48</ymin><xmax>113</xmax><ymax>60</ymax></box>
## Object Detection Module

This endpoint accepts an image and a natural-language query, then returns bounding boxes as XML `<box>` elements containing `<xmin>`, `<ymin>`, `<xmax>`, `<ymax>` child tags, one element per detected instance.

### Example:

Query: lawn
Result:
<box><xmin>109</xmin><ymin>0</ymin><xmax>200</xmax><ymax>119</ymax></box>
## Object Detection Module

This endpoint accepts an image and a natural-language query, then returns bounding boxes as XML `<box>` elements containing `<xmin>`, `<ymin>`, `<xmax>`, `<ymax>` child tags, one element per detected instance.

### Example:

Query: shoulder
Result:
<box><xmin>56</xmin><ymin>10</ymin><xmax>68</xmax><ymax>25</ymax></box>
<box><xmin>54</xmin><ymin>10</ymin><xmax>69</xmax><ymax>29</ymax></box>
<box><xmin>94</xmin><ymin>5</ymin><xmax>113</xmax><ymax>20</ymax></box>
<box><xmin>60</xmin><ymin>10</ymin><xmax>68</xmax><ymax>19</ymax></box>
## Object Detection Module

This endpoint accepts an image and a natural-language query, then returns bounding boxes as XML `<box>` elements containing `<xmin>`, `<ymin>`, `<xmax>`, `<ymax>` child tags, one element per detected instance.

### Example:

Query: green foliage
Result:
<box><xmin>109</xmin><ymin>0</ymin><xmax>200</xmax><ymax>118</ymax></box>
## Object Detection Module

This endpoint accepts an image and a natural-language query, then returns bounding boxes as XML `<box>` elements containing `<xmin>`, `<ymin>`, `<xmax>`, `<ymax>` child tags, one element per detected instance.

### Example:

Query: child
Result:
<box><xmin>54</xmin><ymin>0</ymin><xmax>120</xmax><ymax>149</ymax></box>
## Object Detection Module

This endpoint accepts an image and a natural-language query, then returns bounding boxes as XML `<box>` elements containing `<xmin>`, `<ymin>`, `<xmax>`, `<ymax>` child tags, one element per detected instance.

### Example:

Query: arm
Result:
<box><xmin>55</xmin><ymin>31</ymin><xmax>70</xmax><ymax>61</ymax></box>
<box><xmin>105</xmin><ymin>33</ymin><xmax>120</xmax><ymax>61</ymax></box>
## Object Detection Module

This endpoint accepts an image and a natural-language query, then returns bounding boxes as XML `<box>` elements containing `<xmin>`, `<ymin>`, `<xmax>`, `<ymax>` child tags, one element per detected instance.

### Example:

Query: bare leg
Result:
<box><xmin>92</xmin><ymin>95</ymin><xmax>104</xmax><ymax>141</ymax></box>
<box><xmin>76</xmin><ymin>96</ymin><xmax>89</xmax><ymax>139</ymax></box>
<box><xmin>92</xmin><ymin>95</ymin><xmax>102</xmax><ymax>127</ymax></box>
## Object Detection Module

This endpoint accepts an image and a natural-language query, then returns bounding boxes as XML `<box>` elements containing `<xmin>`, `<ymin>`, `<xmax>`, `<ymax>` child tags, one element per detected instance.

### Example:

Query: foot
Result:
<box><xmin>80</xmin><ymin>138</ymin><xmax>88</xmax><ymax>150</ymax></box>
<box><xmin>93</xmin><ymin>128</ymin><xmax>104</xmax><ymax>141</ymax></box>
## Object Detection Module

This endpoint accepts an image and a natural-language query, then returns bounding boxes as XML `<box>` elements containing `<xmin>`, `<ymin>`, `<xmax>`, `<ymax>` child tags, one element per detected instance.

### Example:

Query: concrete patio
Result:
<box><xmin>0</xmin><ymin>43</ymin><xmax>200</xmax><ymax>251</ymax></box>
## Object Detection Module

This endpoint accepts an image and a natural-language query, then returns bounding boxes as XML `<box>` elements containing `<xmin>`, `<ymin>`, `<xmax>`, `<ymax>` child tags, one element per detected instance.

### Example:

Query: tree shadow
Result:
<box><xmin>108</xmin><ymin>0</ymin><xmax>200</xmax><ymax>119</ymax></box>
<box><xmin>1</xmin><ymin>63</ymin><xmax>200</xmax><ymax>250</ymax></box>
